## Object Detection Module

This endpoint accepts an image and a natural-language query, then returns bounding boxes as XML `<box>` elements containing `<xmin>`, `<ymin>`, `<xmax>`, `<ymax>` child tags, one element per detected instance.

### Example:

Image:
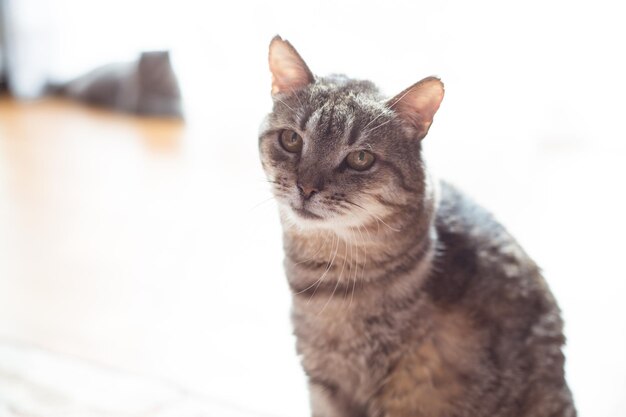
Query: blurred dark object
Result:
<box><xmin>1</xmin><ymin>0</ymin><xmax>54</xmax><ymax>98</ymax></box>
<box><xmin>0</xmin><ymin>0</ymin><xmax>7</xmax><ymax>93</ymax></box>
<box><xmin>48</xmin><ymin>51</ymin><xmax>183</xmax><ymax>118</ymax></box>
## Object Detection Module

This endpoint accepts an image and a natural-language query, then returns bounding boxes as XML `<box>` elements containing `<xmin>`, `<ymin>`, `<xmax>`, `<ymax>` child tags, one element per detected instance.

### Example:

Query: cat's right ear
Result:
<box><xmin>269</xmin><ymin>35</ymin><xmax>314</xmax><ymax>96</ymax></box>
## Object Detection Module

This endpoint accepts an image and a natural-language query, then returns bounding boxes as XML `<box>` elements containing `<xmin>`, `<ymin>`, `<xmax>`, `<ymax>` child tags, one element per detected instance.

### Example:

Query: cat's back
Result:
<box><xmin>424</xmin><ymin>181</ymin><xmax>575</xmax><ymax>416</ymax></box>
<box><xmin>429</xmin><ymin>180</ymin><xmax>553</xmax><ymax>315</ymax></box>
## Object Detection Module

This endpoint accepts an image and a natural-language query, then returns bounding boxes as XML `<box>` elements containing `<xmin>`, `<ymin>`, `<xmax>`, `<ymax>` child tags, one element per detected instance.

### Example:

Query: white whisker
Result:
<box><xmin>294</xmin><ymin>231</ymin><xmax>330</xmax><ymax>266</ymax></box>
<box><xmin>289</xmin><ymin>87</ymin><xmax>304</xmax><ymax>107</ymax></box>
<box><xmin>355</xmin><ymin>224</ymin><xmax>368</xmax><ymax>303</ymax></box>
<box><xmin>275</xmin><ymin>97</ymin><xmax>295</xmax><ymax>112</ymax></box>
<box><xmin>364</xmin><ymin>118</ymin><xmax>393</xmax><ymax>135</ymax></box>
<box><xmin>296</xmin><ymin>233</ymin><xmax>335</xmax><ymax>295</ymax></box>
<box><xmin>306</xmin><ymin>234</ymin><xmax>340</xmax><ymax>303</ymax></box>
<box><xmin>348</xmin><ymin>226</ymin><xmax>359</xmax><ymax>309</ymax></box>
<box><xmin>362</xmin><ymin>112</ymin><xmax>385</xmax><ymax>131</ymax></box>
<box><xmin>387</xmin><ymin>87</ymin><xmax>414</xmax><ymax>110</ymax></box>
<box><xmin>343</xmin><ymin>227</ymin><xmax>355</xmax><ymax>303</ymax></box>
<box><xmin>319</xmin><ymin>236</ymin><xmax>347</xmax><ymax>314</ymax></box>
<box><xmin>345</xmin><ymin>199</ymin><xmax>400</xmax><ymax>232</ymax></box>
<box><xmin>248</xmin><ymin>195</ymin><xmax>276</xmax><ymax>212</ymax></box>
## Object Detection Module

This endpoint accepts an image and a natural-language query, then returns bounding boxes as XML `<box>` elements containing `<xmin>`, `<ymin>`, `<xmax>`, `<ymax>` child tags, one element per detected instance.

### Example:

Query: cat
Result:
<box><xmin>48</xmin><ymin>51</ymin><xmax>183</xmax><ymax>117</ymax></box>
<box><xmin>258</xmin><ymin>36</ymin><xmax>576</xmax><ymax>417</ymax></box>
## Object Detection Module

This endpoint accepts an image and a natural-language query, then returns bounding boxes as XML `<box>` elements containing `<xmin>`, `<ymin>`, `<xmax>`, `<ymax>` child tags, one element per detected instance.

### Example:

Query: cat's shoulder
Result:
<box><xmin>429</xmin><ymin>180</ymin><xmax>551</xmax><ymax>311</ymax></box>
<box><xmin>435</xmin><ymin>180</ymin><xmax>509</xmax><ymax>245</ymax></box>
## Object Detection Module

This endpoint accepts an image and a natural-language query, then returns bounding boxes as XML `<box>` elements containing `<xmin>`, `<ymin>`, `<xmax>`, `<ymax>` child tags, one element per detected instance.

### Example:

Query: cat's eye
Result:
<box><xmin>346</xmin><ymin>150</ymin><xmax>375</xmax><ymax>171</ymax></box>
<box><xmin>279</xmin><ymin>130</ymin><xmax>303</xmax><ymax>153</ymax></box>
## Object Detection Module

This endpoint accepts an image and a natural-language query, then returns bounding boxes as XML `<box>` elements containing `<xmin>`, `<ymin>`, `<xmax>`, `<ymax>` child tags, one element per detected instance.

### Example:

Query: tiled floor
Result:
<box><xmin>0</xmin><ymin>96</ymin><xmax>625</xmax><ymax>416</ymax></box>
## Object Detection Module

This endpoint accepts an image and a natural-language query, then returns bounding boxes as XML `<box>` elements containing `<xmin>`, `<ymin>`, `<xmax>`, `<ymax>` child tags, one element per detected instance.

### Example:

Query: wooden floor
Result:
<box><xmin>0</xmin><ymin>96</ymin><xmax>625</xmax><ymax>416</ymax></box>
<box><xmin>0</xmin><ymin>96</ymin><xmax>300</xmax><ymax>416</ymax></box>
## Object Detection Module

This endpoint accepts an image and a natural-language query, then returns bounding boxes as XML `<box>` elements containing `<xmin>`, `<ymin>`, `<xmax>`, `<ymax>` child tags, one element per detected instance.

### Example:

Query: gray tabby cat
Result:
<box><xmin>259</xmin><ymin>36</ymin><xmax>576</xmax><ymax>417</ymax></box>
<box><xmin>50</xmin><ymin>51</ymin><xmax>182</xmax><ymax>117</ymax></box>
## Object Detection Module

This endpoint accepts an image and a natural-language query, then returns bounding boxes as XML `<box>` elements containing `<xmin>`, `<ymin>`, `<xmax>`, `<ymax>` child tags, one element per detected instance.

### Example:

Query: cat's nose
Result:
<box><xmin>297</xmin><ymin>183</ymin><xmax>320</xmax><ymax>200</ymax></box>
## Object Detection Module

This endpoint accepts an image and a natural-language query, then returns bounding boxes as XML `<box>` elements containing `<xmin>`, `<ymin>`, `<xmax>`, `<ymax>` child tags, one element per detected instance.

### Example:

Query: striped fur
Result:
<box><xmin>259</xmin><ymin>37</ymin><xmax>575</xmax><ymax>417</ymax></box>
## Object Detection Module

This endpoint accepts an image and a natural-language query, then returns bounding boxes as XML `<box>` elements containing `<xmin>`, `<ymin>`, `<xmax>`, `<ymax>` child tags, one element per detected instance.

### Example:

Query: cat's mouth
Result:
<box><xmin>290</xmin><ymin>205</ymin><xmax>324</xmax><ymax>220</ymax></box>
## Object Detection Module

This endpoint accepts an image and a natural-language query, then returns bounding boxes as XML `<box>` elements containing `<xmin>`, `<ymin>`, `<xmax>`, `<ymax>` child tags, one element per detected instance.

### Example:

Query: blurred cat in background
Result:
<box><xmin>49</xmin><ymin>51</ymin><xmax>182</xmax><ymax>118</ymax></box>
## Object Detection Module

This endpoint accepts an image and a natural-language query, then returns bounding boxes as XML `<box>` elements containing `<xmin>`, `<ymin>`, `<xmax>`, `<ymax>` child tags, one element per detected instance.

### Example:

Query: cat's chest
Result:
<box><xmin>292</xmin><ymin>299</ymin><xmax>408</xmax><ymax>401</ymax></box>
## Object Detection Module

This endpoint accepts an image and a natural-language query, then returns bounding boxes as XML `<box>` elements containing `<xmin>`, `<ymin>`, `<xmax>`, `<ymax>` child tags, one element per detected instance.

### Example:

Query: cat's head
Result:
<box><xmin>259</xmin><ymin>36</ymin><xmax>444</xmax><ymax>232</ymax></box>
<box><xmin>137</xmin><ymin>51</ymin><xmax>181</xmax><ymax>97</ymax></box>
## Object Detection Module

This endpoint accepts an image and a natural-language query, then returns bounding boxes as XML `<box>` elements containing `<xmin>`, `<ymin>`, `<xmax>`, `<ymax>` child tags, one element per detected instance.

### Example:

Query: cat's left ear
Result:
<box><xmin>269</xmin><ymin>35</ymin><xmax>315</xmax><ymax>96</ymax></box>
<box><xmin>386</xmin><ymin>77</ymin><xmax>444</xmax><ymax>140</ymax></box>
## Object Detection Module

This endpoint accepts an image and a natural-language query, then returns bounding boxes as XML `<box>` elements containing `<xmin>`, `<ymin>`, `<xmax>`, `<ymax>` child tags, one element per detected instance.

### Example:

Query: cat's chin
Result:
<box><xmin>290</xmin><ymin>206</ymin><xmax>324</xmax><ymax>220</ymax></box>
<box><xmin>279</xmin><ymin>205</ymin><xmax>333</xmax><ymax>231</ymax></box>
<box><xmin>280</xmin><ymin>204</ymin><xmax>368</xmax><ymax>233</ymax></box>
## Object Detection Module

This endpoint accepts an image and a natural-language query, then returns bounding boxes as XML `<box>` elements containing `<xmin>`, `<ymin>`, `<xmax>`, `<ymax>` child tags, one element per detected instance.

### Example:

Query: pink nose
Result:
<box><xmin>297</xmin><ymin>184</ymin><xmax>319</xmax><ymax>200</ymax></box>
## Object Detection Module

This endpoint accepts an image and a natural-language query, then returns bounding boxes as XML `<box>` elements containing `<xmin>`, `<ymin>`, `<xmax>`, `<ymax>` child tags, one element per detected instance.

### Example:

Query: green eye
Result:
<box><xmin>279</xmin><ymin>130</ymin><xmax>303</xmax><ymax>153</ymax></box>
<box><xmin>346</xmin><ymin>150</ymin><xmax>375</xmax><ymax>171</ymax></box>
